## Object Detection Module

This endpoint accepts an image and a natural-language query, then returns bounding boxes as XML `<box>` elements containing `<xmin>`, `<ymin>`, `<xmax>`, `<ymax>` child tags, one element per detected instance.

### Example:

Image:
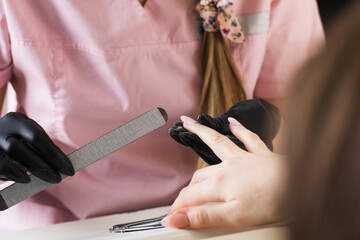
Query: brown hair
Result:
<box><xmin>285</xmin><ymin>2</ymin><xmax>360</xmax><ymax>239</ymax></box>
<box><xmin>196</xmin><ymin>31</ymin><xmax>246</xmax><ymax>168</ymax></box>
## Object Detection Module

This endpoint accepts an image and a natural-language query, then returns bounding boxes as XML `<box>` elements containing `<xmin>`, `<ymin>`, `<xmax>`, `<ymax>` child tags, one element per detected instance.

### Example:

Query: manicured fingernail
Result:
<box><xmin>180</xmin><ymin>116</ymin><xmax>197</xmax><ymax>125</ymax></box>
<box><xmin>161</xmin><ymin>216</ymin><xmax>170</xmax><ymax>227</ymax></box>
<box><xmin>162</xmin><ymin>212</ymin><xmax>190</xmax><ymax>228</ymax></box>
<box><xmin>228</xmin><ymin>117</ymin><xmax>242</xmax><ymax>126</ymax></box>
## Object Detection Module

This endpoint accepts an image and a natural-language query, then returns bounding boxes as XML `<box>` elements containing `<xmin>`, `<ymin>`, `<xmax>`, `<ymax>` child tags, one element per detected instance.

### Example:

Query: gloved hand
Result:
<box><xmin>169</xmin><ymin>99</ymin><xmax>280</xmax><ymax>165</ymax></box>
<box><xmin>0</xmin><ymin>112</ymin><xmax>74</xmax><ymax>183</ymax></box>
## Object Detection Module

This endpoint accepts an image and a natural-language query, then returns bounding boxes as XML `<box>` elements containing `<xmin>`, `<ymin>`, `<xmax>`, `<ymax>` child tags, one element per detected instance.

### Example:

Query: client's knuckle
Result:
<box><xmin>191</xmin><ymin>208</ymin><xmax>211</xmax><ymax>226</ymax></box>
<box><xmin>212</xmin><ymin>173</ymin><xmax>225</xmax><ymax>184</ymax></box>
<box><xmin>190</xmin><ymin>171</ymin><xmax>201</xmax><ymax>184</ymax></box>
<box><xmin>178</xmin><ymin>187</ymin><xmax>188</xmax><ymax>198</ymax></box>
<box><xmin>210</xmin><ymin>133</ymin><xmax>228</xmax><ymax>145</ymax></box>
<box><xmin>246</xmin><ymin>131</ymin><xmax>260</xmax><ymax>141</ymax></box>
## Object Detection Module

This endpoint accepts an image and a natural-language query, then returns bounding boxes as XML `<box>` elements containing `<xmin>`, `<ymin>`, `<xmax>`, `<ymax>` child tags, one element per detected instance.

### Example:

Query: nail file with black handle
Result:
<box><xmin>0</xmin><ymin>108</ymin><xmax>168</xmax><ymax>211</ymax></box>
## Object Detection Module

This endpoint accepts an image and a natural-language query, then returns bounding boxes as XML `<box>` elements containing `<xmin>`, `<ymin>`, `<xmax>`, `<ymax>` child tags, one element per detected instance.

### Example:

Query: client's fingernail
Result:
<box><xmin>161</xmin><ymin>216</ymin><xmax>170</xmax><ymax>227</ymax></box>
<box><xmin>162</xmin><ymin>212</ymin><xmax>190</xmax><ymax>229</ymax></box>
<box><xmin>228</xmin><ymin>117</ymin><xmax>242</xmax><ymax>126</ymax></box>
<box><xmin>180</xmin><ymin>116</ymin><xmax>197</xmax><ymax>125</ymax></box>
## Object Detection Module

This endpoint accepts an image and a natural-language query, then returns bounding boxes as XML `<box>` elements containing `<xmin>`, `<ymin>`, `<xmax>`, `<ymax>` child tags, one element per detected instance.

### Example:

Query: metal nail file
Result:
<box><xmin>0</xmin><ymin>108</ymin><xmax>168</xmax><ymax>211</ymax></box>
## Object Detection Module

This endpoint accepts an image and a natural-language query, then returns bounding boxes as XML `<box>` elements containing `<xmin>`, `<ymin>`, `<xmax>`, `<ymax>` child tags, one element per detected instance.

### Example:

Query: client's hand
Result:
<box><xmin>162</xmin><ymin>116</ymin><xmax>287</xmax><ymax>229</ymax></box>
<box><xmin>169</xmin><ymin>99</ymin><xmax>280</xmax><ymax>165</ymax></box>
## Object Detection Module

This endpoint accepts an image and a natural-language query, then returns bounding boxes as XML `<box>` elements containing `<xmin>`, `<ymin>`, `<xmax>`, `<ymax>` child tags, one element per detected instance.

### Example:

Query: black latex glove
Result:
<box><xmin>0</xmin><ymin>112</ymin><xmax>75</xmax><ymax>183</ymax></box>
<box><xmin>169</xmin><ymin>99</ymin><xmax>280</xmax><ymax>165</ymax></box>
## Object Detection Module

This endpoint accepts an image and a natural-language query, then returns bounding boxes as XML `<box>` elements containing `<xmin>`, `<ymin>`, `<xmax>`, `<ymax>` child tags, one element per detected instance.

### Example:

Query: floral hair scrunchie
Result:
<box><xmin>197</xmin><ymin>0</ymin><xmax>245</xmax><ymax>43</ymax></box>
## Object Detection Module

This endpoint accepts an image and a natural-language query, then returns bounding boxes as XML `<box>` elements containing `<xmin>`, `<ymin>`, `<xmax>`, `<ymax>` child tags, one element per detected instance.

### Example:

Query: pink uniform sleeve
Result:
<box><xmin>0</xmin><ymin>2</ymin><xmax>12</xmax><ymax>88</ymax></box>
<box><xmin>254</xmin><ymin>0</ymin><xmax>325</xmax><ymax>98</ymax></box>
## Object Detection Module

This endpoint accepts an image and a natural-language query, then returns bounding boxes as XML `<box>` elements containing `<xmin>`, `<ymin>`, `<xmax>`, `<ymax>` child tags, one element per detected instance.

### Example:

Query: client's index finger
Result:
<box><xmin>181</xmin><ymin>116</ymin><xmax>246</xmax><ymax>161</ymax></box>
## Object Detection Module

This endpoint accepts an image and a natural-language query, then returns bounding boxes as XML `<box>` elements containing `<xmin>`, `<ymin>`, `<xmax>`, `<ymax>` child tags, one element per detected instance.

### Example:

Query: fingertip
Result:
<box><xmin>197</xmin><ymin>114</ymin><xmax>211</xmax><ymax>125</ymax></box>
<box><xmin>32</xmin><ymin>169</ymin><xmax>62</xmax><ymax>184</ymax></box>
<box><xmin>7</xmin><ymin>172</ymin><xmax>31</xmax><ymax>183</ymax></box>
<box><xmin>17</xmin><ymin>174</ymin><xmax>31</xmax><ymax>184</ymax></box>
<box><xmin>162</xmin><ymin>212</ymin><xmax>190</xmax><ymax>229</ymax></box>
<box><xmin>161</xmin><ymin>216</ymin><xmax>170</xmax><ymax>227</ymax></box>
<box><xmin>0</xmin><ymin>155</ymin><xmax>31</xmax><ymax>183</ymax></box>
<box><xmin>58</xmin><ymin>154</ymin><xmax>75</xmax><ymax>176</ymax></box>
<box><xmin>180</xmin><ymin>116</ymin><xmax>197</xmax><ymax>125</ymax></box>
<box><xmin>174</xmin><ymin>121</ymin><xmax>184</xmax><ymax>127</ymax></box>
<box><xmin>65</xmin><ymin>164</ymin><xmax>75</xmax><ymax>176</ymax></box>
<box><xmin>61</xmin><ymin>166</ymin><xmax>75</xmax><ymax>177</ymax></box>
<box><xmin>228</xmin><ymin>117</ymin><xmax>243</xmax><ymax>127</ymax></box>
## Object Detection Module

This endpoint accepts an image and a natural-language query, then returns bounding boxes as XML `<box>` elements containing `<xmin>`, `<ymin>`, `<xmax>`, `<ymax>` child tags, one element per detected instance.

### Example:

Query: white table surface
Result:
<box><xmin>0</xmin><ymin>206</ymin><xmax>289</xmax><ymax>240</ymax></box>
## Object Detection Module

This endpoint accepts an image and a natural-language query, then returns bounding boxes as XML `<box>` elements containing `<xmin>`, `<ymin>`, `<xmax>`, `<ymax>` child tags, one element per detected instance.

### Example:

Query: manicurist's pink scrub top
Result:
<box><xmin>0</xmin><ymin>0</ymin><xmax>324</xmax><ymax>231</ymax></box>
